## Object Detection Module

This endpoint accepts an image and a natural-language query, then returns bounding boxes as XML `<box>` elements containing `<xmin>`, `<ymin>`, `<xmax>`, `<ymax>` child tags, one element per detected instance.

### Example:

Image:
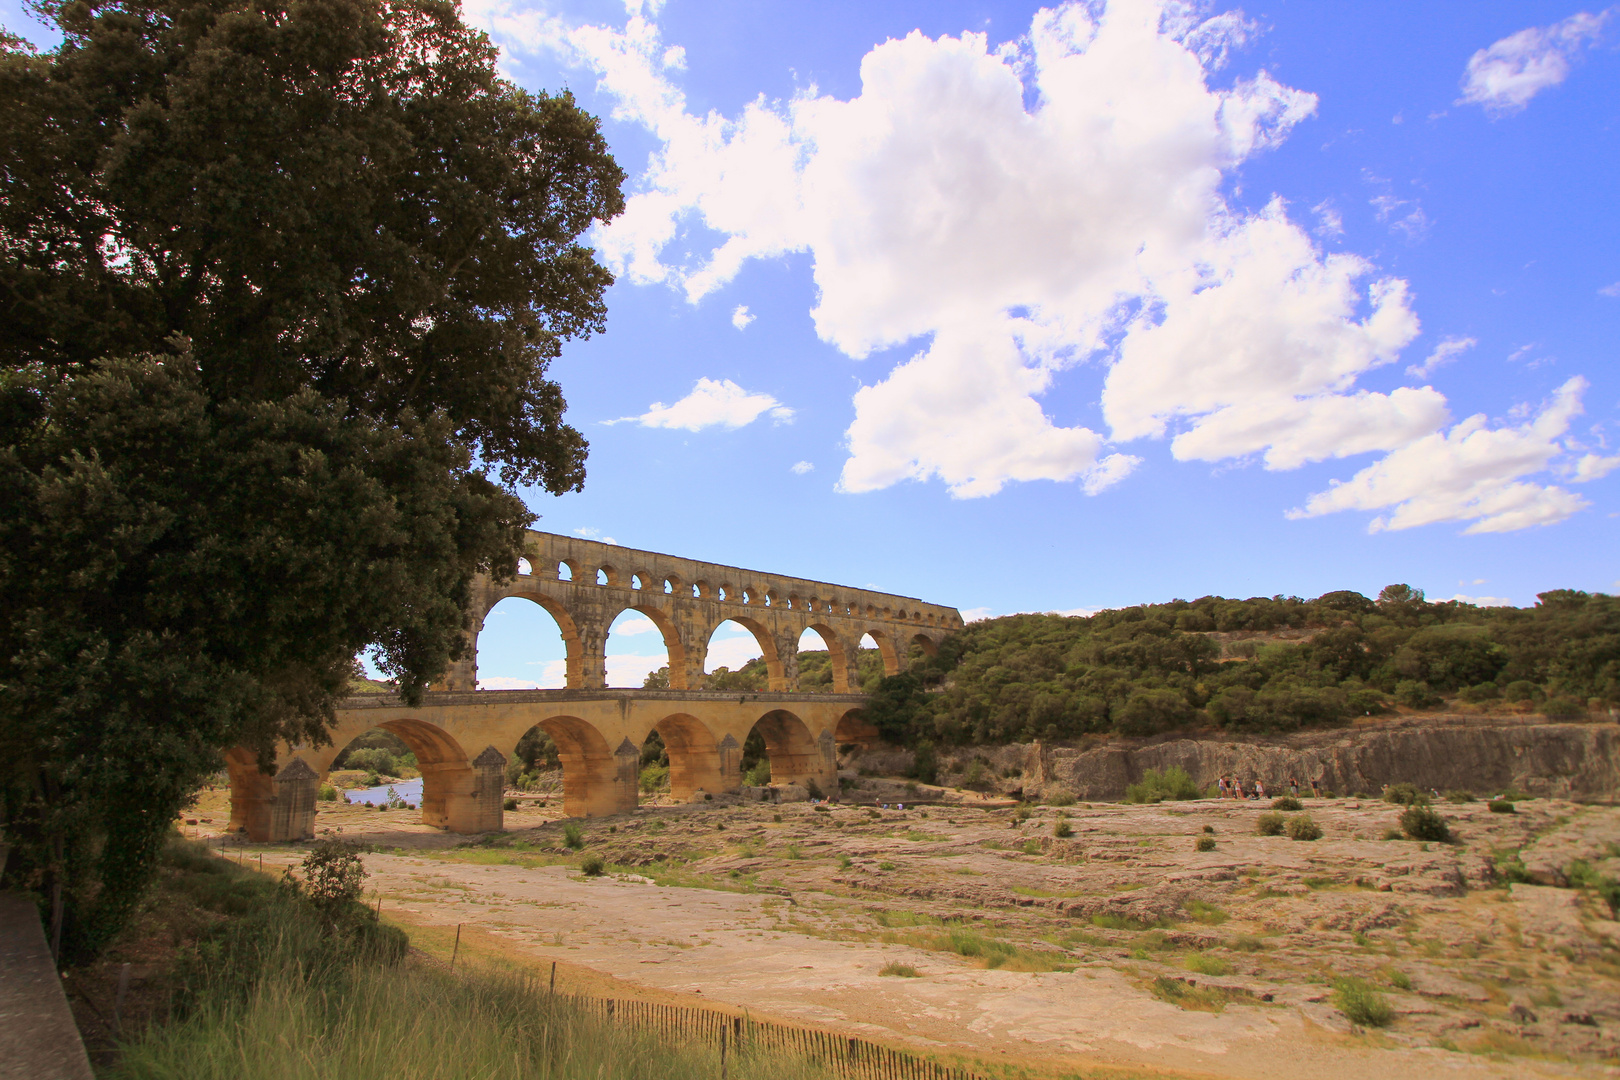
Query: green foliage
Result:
<box><xmin>1054</xmin><ymin>821</ymin><xmax>1073</xmax><ymax>838</ymax></box>
<box><xmin>332</xmin><ymin>730</ymin><xmax>414</xmax><ymax>772</ymax></box>
<box><xmin>1399</xmin><ymin>805</ymin><xmax>1451</xmax><ymax>843</ymax></box>
<box><xmin>0</xmin><ymin>0</ymin><xmax>626</xmax><ymax>956</ymax></box>
<box><xmin>318</xmin><ymin>785</ymin><xmax>338</xmax><ymax>802</ymax></box>
<box><xmin>562</xmin><ymin>824</ymin><xmax>584</xmax><ymax>850</ymax></box>
<box><xmin>907</xmin><ymin>739</ymin><xmax>939</xmax><ymax>784</ymax></box>
<box><xmin>1383</xmin><ymin>782</ymin><xmax>1428</xmax><ymax>806</ymax></box>
<box><xmin>1333</xmin><ymin>978</ymin><xmax>1394</xmax><ymax>1027</ymax></box>
<box><xmin>638</xmin><ymin>764</ymin><xmax>669</xmax><ymax>794</ymax></box>
<box><xmin>1195</xmin><ymin>836</ymin><xmax>1216</xmax><ymax>852</ymax></box>
<box><xmin>845</xmin><ymin>588</ymin><xmax>1620</xmax><ymax>751</ymax></box>
<box><xmin>1123</xmin><ymin>766</ymin><xmax>1202</xmax><ymax>804</ymax></box>
<box><xmin>580</xmin><ymin>856</ymin><xmax>605</xmax><ymax>877</ymax></box>
<box><xmin>1271</xmin><ymin>796</ymin><xmax>1303</xmax><ymax>811</ymax></box>
<box><xmin>1444</xmin><ymin>790</ymin><xmax>1475</xmax><ymax>803</ymax></box>
<box><xmin>743</xmin><ymin>761</ymin><xmax>771</xmax><ymax>787</ymax></box>
<box><xmin>1285</xmin><ymin>815</ymin><xmax>1323</xmax><ymax>841</ymax></box>
<box><xmin>1256</xmin><ymin>812</ymin><xmax>1286</xmax><ymax>836</ymax></box>
<box><xmin>1540</xmin><ymin>697</ymin><xmax>1588</xmax><ymax>719</ymax></box>
<box><xmin>879</xmin><ymin>962</ymin><xmax>920</xmax><ymax>977</ymax></box>
<box><xmin>502</xmin><ymin>797</ymin><xmax>518</xmax><ymax>811</ymax></box>
<box><xmin>298</xmin><ymin>841</ymin><xmax>368</xmax><ymax>912</ymax></box>
<box><xmin>1597</xmin><ymin>878</ymin><xmax>1620</xmax><ymax>918</ymax></box>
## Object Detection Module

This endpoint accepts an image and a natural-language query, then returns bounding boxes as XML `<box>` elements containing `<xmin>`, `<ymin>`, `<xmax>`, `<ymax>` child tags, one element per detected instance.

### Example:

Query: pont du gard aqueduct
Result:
<box><xmin>228</xmin><ymin>529</ymin><xmax>964</xmax><ymax>841</ymax></box>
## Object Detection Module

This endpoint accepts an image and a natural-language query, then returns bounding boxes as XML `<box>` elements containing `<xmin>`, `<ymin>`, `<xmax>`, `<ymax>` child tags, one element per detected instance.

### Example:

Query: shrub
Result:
<box><xmin>907</xmin><ymin>739</ymin><xmax>939</xmax><ymax>784</ymax></box>
<box><xmin>961</xmin><ymin>761</ymin><xmax>989</xmax><ymax>789</ymax></box>
<box><xmin>580</xmin><ymin>856</ymin><xmax>605</xmax><ymax>877</ymax></box>
<box><xmin>1195</xmin><ymin>836</ymin><xmax>1216</xmax><ymax>852</ymax></box>
<box><xmin>743</xmin><ymin>761</ymin><xmax>771</xmax><ymax>786</ymax></box>
<box><xmin>1444</xmin><ymin>790</ymin><xmax>1474</xmax><ymax>803</ymax></box>
<box><xmin>1347</xmin><ymin>688</ymin><xmax>1391</xmax><ymax>715</ymax></box>
<box><xmin>1399</xmin><ymin>805</ymin><xmax>1450</xmax><ymax>843</ymax></box>
<box><xmin>563</xmin><ymin>823</ymin><xmax>584</xmax><ymax>849</ymax></box>
<box><xmin>1202</xmin><ymin>824</ymin><xmax>1215</xmax><ymax>834</ymax></box>
<box><xmin>1271</xmin><ymin>796</ymin><xmax>1302</xmax><ymax>811</ymax></box>
<box><xmin>1540</xmin><ymin>697</ymin><xmax>1587</xmax><ymax>720</ymax></box>
<box><xmin>1285</xmin><ymin>815</ymin><xmax>1322</xmax><ymax>841</ymax></box>
<box><xmin>1393</xmin><ymin>680</ymin><xmax>1441</xmax><ymax>709</ymax></box>
<box><xmin>1045</xmin><ymin>790</ymin><xmax>1076</xmax><ymax>807</ymax></box>
<box><xmin>638</xmin><ymin>763</ymin><xmax>669</xmax><ymax>794</ymax></box>
<box><xmin>1597</xmin><ymin>878</ymin><xmax>1620</xmax><ymax>918</ymax></box>
<box><xmin>1383</xmin><ymin>782</ymin><xmax>1427</xmax><ymax>806</ymax></box>
<box><xmin>1054</xmin><ymin>821</ymin><xmax>1073</xmax><ymax>838</ymax></box>
<box><xmin>1256</xmin><ymin>812</ymin><xmax>1286</xmax><ymax>836</ymax></box>
<box><xmin>1488</xmin><ymin>800</ymin><xmax>1516</xmax><ymax>814</ymax></box>
<box><xmin>318</xmin><ymin>784</ymin><xmax>338</xmax><ymax>801</ymax></box>
<box><xmin>1185</xmin><ymin>900</ymin><xmax>1227</xmax><ymax>924</ymax></box>
<box><xmin>1124</xmin><ymin>766</ymin><xmax>1202</xmax><ymax>804</ymax></box>
<box><xmin>298</xmin><ymin>841</ymin><xmax>367</xmax><ymax>911</ymax></box>
<box><xmin>879</xmin><ymin>961</ymin><xmax>920</xmax><ymax>977</ymax></box>
<box><xmin>1332</xmin><ymin>977</ymin><xmax>1393</xmax><ymax>1027</ymax></box>
<box><xmin>1502</xmin><ymin>680</ymin><xmax>1538</xmax><ymax>703</ymax></box>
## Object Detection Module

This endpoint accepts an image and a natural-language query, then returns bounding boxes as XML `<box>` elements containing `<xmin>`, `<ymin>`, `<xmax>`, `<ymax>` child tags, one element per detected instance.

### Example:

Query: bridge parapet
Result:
<box><xmin>439</xmin><ymin>530</ymin><xmax>963</xmax><ymax>693</ymax></box>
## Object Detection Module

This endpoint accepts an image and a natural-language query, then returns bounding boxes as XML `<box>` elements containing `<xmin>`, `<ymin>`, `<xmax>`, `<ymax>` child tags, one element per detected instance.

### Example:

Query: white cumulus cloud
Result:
<box><xmin>1290</xmin><ymin>377</ymin><xmax>1595</xmax><ymax>533</ymax></box>
<box><xmin>790</xmin><ymin>460</ymin><xmax>814</xmax><ymax>474</ymax></box>
<box><xmin>731</xmin><ymin>304</ymin><xmax>755</xmax><ymax>329</ymax></box>
<box><xmin>1459</xmin><ymin>10</ymin><xmax>1612</xmax><ymax>116</ymax></box>
<box><xmin>480</xmin><ymin>0</ymin><xmax>1598</xmax><ymax>531</ymax></box>
<box><xmin>619</xmin><ymin>377</ymin><xmax>793</xmax><ymax>430</ymax></box>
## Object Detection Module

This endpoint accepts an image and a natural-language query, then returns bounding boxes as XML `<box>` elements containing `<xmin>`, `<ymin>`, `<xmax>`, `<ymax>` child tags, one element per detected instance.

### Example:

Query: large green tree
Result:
<box><xmin>0</xmin><ymin>0</ymin><xmax>623</xmax><ymax>953</ymax></box>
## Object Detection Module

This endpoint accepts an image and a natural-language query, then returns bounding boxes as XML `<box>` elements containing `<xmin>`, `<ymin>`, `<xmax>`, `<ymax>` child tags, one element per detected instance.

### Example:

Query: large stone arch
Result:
<box><xmin>750</xmin><ymin>709</ymin><xmax>835</xmax><ymax>794</ymax></box>
<box><xmin>606</xmin><ymin>603</ymin><xmax>691</xmax><ymax>689</ymax></box>
<box><xmin>834</xmin><ymin>708</ymin><xmax>880</xmax><ymax>749</ymax></box>
<box><xmin>644</xmin><ymin>712</ymin><xmax>724</xmax><ymax>801</ymax></box>
<box><xmin>702</xmin><ymin>615</ymin><xmax>787</xmax><ymax>690</ymax></box>
<box><xmin>520</xmin><ymin>714</ymin><xmax>635</xmax><ymax>818</ymax></box>
<box><xmin>804</xmin><ymin>622</ymin><xmax>858</xmax><ymax>693</ymax></box>
<box><xmin>481</xmin><ymin>590</ymin><xmax>586</xmax><ymax>687</ymax></box>
<box><xmin>861</xmin><ymin>628</ymin><xmax>902</xmax><ymax>676</ymax></box>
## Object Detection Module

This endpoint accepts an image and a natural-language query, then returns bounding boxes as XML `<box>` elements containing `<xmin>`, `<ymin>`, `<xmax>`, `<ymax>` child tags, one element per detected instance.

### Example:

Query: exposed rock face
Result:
<box><xmin>1049</xmin><ymin>720</ymin><xmax>1620</xmax><ymax>801</ymax></box>
<box><xmin>887</xmin><ymin>718</ymin><xmax>1620</xmax><ymax>802</ymax></box>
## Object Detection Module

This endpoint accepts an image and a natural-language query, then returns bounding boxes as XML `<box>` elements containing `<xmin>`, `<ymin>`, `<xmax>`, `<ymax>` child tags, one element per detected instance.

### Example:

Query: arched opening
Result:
<box><xmin>910</xmin><ymin>633</ymin><xmax>939</xmax><ymax>659</ymax></box>
<box><xmin>476</xmin><ymin>594</ymin><xmax>579</xmax><ymax>689</ymax></box>
<box><xmin>703</xmin><ymin>617</ymin><xmax>777</xmax><ymax>690</ymax></box>
<box><xmin>507</xmin><ymin>724</ymin><xmax>563</xmax><ymax>796</ymax></box>
<box><xmin>835</xmin><ymin>708</ymin><xmax>881</xmax><ymax>750</ymax></box>
<box><xmin>745</xmin><ymin>710</ymin><xmax>826</xmax><ymax>794</ymax></box>
<box><xmin>796</xmin><ymin>625</ymin><xmax>853</xmax><ymax>693</ymax></box>
<box><xmin>605</xmin><ymin>607</ymin><xmax>681</xmax><ymax>688</ymax></box>
<box><xmin>642</xmin><ymin>713</ymin><xmax>722</xmax><ymax>802</ymax></box>
<box><xmin>511</xmin><ymin>715</ymin><xmax>622</xmax><ymax>818</ymax></box>
<box><xmin>861</xmin><ymin>630</ymin><xmax>901</xmax><ymax>677</ymax></box>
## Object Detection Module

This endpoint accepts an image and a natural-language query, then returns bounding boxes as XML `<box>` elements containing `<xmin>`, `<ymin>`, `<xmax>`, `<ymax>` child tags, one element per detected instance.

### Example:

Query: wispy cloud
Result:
<box><xmin>1408</xmin><ymin>335</ymin><xmax>1477</xmax><ymax>378</ymax></box>
<box><xmin>1600</xmin><ymin>281</ymin><xmax>1620</xmax><ymax>298</ymax></box>
<box><xmin>573</xmin><ymin>527</ymin><xmax>617</xmax><ymax>545</ymax></box>
<box><xmin>731</xmin><ymin>304</ymin><xmax>755</xmax><ymax>329</ymax></box>
<box><xmin>612</xmin><ymin>377</ymin><xmax>794</xmax><ymax>431</ymax></box>
<box><xmin>1459</xmin><ymin>9</ymin><xmax>1613</xmax><ymax>116</ymax></box>
<box><xmin>790</xmin><ymin>460</ymin><xmax>814</xmax><ymax>474</ymax></box>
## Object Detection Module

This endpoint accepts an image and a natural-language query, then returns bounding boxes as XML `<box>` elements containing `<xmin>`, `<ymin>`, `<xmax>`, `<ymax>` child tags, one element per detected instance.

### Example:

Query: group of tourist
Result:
<box><xmin>1217</xmin><ymin>774</ymin><xmax>1321</xmax><ymax>800</ymax></box>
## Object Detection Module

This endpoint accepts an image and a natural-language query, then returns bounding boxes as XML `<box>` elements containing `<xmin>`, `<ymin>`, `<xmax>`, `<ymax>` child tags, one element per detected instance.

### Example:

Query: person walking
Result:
<box><xmin>1289</xmin><ymin>777</ymin><xmax>1300</xmax><ymax>797</ymax></box>
<box><xmin>1255</xmin><ymin>779</ymin><xmax>1267</xmax><ymax>800</ymax></box>
<box><xmin>1310</xmin><ymin>776</ymin><xmax>1322</xmax><ymax>798</ymax></box>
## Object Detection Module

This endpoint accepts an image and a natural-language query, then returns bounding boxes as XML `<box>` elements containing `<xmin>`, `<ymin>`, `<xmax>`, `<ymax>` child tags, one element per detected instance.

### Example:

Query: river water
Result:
<box><xmin>344</xmin><ymin>778</ymin><xmax>424</xmax><ymax>805</ymax></box>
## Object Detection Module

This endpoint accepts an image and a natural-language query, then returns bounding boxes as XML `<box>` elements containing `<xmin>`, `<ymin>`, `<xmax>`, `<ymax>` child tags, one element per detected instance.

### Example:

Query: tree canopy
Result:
<box><xmin>863</xmin><ymin>589</ymin><xmax>1619</xmax><ymax>747</ymax></box>
<box><xmin>0</xmin><ymin>0</ymin><xmax>623</xmax><ymax>953</ymax></box>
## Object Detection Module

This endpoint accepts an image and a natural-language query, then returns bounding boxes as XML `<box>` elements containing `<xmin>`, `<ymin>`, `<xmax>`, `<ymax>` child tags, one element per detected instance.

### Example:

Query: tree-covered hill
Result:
<box><xmin>666</xmin><ymin>587</ymin><xmax>1617</xmax><ymax>747</ymax></box>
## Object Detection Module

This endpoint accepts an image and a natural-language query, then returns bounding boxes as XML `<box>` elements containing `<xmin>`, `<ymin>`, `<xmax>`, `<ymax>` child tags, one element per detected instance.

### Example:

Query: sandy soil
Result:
<box><xmin>186</xmin><ymin>786</ymin><xmax>1620</xmax><ymax>1080</ymax></box>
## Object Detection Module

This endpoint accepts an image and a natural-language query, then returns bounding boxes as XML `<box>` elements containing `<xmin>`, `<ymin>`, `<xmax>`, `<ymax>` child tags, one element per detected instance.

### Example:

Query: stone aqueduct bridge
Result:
<box><xmin>229</xmin><ymin>530</ymin><xmax>963</xmax><ymax>841</ymax></box>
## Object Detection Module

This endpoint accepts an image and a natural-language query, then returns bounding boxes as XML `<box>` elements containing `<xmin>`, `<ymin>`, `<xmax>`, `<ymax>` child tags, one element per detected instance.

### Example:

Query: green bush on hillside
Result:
<box><xmin>1123</xmin><ymin>766</ymin><xmax>1202</xmax><ymax>804</ymax></box>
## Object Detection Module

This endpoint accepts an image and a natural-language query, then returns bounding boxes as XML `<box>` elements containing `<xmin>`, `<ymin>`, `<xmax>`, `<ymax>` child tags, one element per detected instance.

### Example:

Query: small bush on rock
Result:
<box><xmin>1540</xmin><ymin>697</ymin><xmax>1587</xmax><ymax>720</ymax></box>
<box><xmin>1054</xmin><ymin>821</ymin><xmax>1073</xmax><ymax>838</ymax></box>
<box><xmin>1444</xmin><ymin>790</ymin><xmax>1474</xmax><ymax>803</ymax></box>
<box><xmin>1400</xmin><ymin>805</ymin><xmax>1450</xmax><ymax>843</ymax></box>
<box><xmin>580</xmin><ymin>856</ymin><xmax>605</xmax><ymax>876</ymax></box>
<box><xmin>1195</xmin><ymin>836</ymin><xmax>1216</xmax><ymax>852</ymax></box>
<box><xmin>1256</xmin><ymin>812</ymin><xmax>1286</xmax><ymax>836</ymax></box>
<box><xmin>1488</xmin><ymin>800</ymin><xmax>1516</xmax><ymax>814</ymax></box>
<box><xmin>1202</xmin><ymin>825</ymin><xmax>1215</xmax><ymax>834</ymax></box>
<box><xmin>563</xmin><ymin>823</ymin><xmax>584</xmax><ymax>849</ymax></box>
<box><xmin>1286</xmin><ymin>815</ymin><xmax>1322</xmax><ymax>841</ymax></box>
<box><xmin>502</xmin><ymin>797</ymin><xmax>518</xmax><ymax>811</ymax></box>
<box><xmin>1271</xmin><ymin>796</ymin><xmax>1302</xmax><ymax>811</ymax></box>
<box><xmin>1333</xmin><ymin>978</ymin><xmax>1393</xmax><ymax>1027</ymax></box>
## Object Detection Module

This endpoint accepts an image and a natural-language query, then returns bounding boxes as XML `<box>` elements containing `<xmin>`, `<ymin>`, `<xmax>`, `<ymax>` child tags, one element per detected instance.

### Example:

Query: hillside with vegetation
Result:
<box><xmin>668</xmin><ymin>587</ymin><xmax>1617</xmax><ymax>749</ymax></box>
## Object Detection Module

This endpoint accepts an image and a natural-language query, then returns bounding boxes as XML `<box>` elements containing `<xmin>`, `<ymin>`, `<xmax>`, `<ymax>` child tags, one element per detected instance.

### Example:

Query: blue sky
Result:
<box><xmin>7</xmin><ymin>1</ymin><xmax>1618</xmax><ymax>688</ymax></box>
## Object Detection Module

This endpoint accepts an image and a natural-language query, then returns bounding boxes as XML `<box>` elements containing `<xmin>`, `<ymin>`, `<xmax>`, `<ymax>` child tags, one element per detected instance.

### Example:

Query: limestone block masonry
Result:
<box><xmin>228</xmin><ymin>531</ymin><xmax>962</xmax><ymax>841</ymax></box>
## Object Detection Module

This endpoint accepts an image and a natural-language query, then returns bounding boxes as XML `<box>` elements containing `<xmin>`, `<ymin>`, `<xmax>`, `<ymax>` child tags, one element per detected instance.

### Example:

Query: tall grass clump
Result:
<box><xmin>1332</xmin><ymin>977</ymin><xmax>1394</xmax><ymax>1027</ymax></box>
<box><xmin>1124</xmin><ymin>767</ymin><xmax>1201</xmax><ymax>804</ymax></box>
<box><xmin>112</xmin><ymin>840</ymin><xmax>837</xmax><ymax>1080</ymax></box>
